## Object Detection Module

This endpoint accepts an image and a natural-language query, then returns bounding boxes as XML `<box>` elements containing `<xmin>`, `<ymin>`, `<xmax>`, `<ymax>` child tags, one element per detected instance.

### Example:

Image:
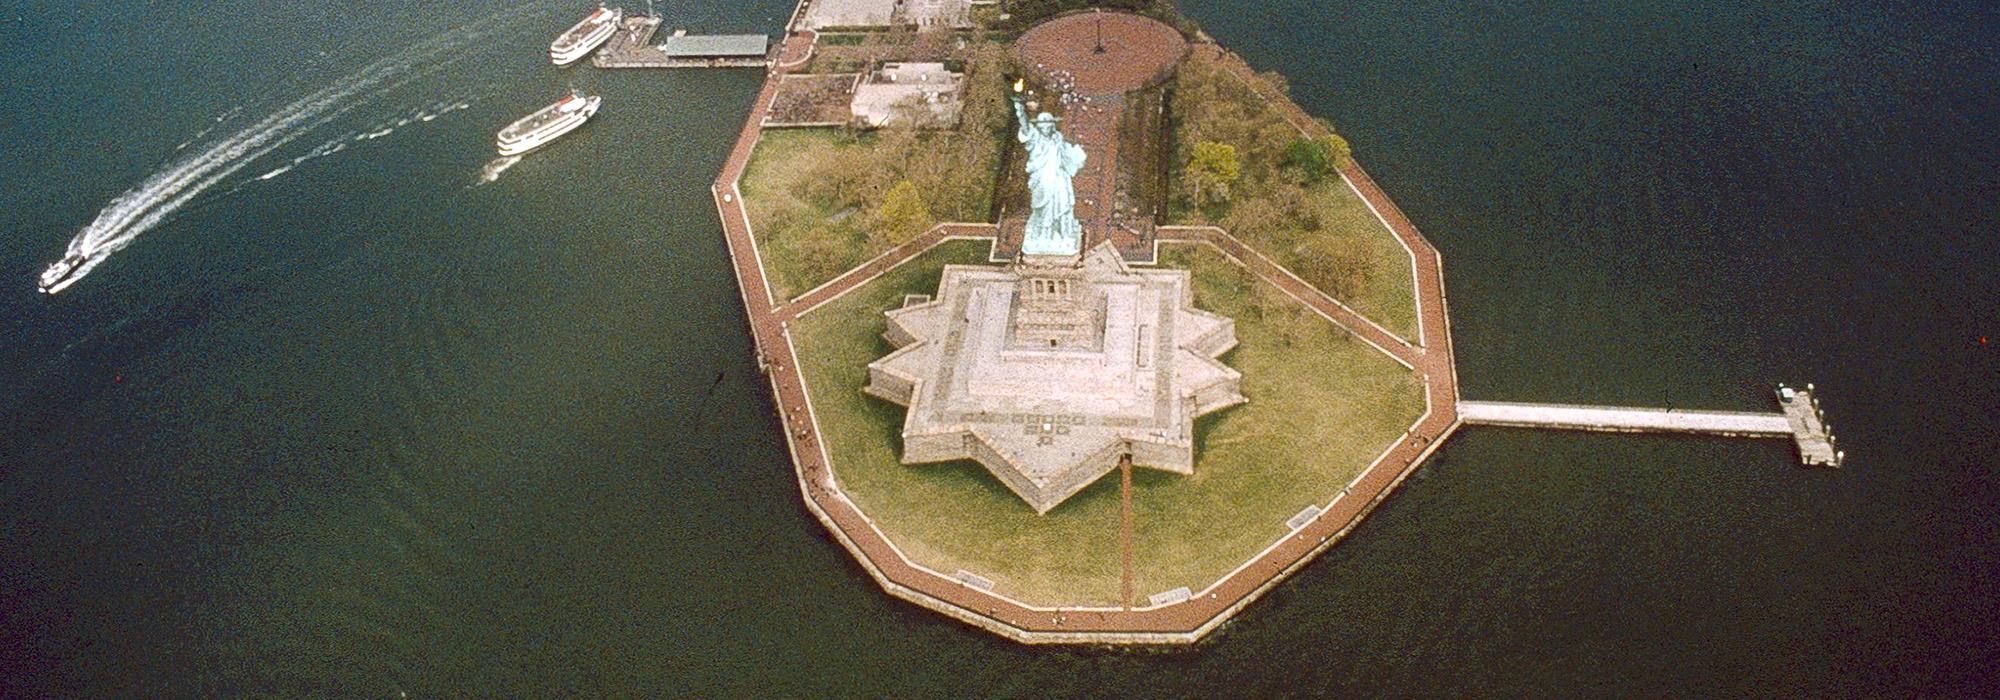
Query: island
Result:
<box><xmin>710</xmin><ymin>0</ymin><xmax>1836</xmax><ymax>644</ymax></box>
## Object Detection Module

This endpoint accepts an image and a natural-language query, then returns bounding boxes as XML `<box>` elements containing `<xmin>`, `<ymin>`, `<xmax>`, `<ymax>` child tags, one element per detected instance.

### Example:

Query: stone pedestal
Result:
<box><xmin>865</xmin><ymin>243</ymin><xmax>1245</xmax><ymax>513</ymax></box>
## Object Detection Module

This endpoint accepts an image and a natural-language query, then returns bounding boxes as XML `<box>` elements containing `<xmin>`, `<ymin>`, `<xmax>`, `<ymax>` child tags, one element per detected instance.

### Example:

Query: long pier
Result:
<box><xmin>1458</xmin><ymin>383</ymin><xmax>1842</xmax><ymax>467</ymax></box>
<box><xmin>1456</xmin><ymin>402</ymin><xmax>1791</xmax><ymax>436</ymax></box>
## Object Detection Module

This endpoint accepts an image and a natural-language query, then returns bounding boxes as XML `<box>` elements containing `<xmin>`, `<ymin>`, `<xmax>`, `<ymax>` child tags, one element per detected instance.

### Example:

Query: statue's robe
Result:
<box><xmin>1019</xmin><ymin>122</ymin><xmax>1086</xmax><ymax>254</ymax></box>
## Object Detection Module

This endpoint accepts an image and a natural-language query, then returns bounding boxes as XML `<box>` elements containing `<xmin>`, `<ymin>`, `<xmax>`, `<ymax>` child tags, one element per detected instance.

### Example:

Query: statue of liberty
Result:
<box><xmin>1010</xmin><ymin>86</ymin><xmax>1086</xmax><ymax>256</ymax></box>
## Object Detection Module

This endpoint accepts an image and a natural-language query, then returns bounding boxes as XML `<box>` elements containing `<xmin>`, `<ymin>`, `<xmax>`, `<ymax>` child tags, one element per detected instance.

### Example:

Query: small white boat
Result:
<box><xmin>550</xmin><ymin>5</ymin><xmax>622</xmax><ymax>66</ymax></box>
<box><xmin>38</xmin><ymin>248</ymin><xmax>89</xmax><ymax>295</ymax></box>
<box><xmin>496</xmin><ymin>91</ymin><xmax>601</xmax><ymax>156</ymax></box>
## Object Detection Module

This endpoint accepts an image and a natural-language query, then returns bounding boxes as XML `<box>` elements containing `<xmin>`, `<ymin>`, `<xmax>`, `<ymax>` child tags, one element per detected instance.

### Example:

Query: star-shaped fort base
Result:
<box><xmin>865</xmin><ymin>243</ymin><xmax>1246</xmax><ymax>513</ymax></box>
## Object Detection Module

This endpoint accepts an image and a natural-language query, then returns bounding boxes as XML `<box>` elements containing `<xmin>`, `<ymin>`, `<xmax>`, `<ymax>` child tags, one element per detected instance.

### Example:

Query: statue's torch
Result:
<box><xmin>1011</xmin><ymin>77</ymin><xmax>1035</xmax><ymax>115</ymax></box>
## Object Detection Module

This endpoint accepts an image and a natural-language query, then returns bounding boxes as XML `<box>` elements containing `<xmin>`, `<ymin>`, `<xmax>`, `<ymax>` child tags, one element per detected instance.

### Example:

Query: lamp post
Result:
<box><xmin>1093</xmin><ymin>9</ymin><xmax>1106</xmax><ymax>54</ymax></box>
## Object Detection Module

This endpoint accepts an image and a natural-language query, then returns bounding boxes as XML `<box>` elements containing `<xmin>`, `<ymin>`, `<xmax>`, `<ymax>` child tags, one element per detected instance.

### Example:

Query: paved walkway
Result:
<box><xmin>779</xmin><ymin>222</ymin><xmax>995</xmax><ymax>321</ymax></box>
<box><xmin>711</xmin><ymin>20</ymin><xmax>1462</xmax><ymax>643</ymax></box>
<box><xmin>1014</xmin><ymin>12</ymin><xmax>1186</xmax><ymax>96</ymax></box>
<box><xmin>1458</xmin><ymin>401</ymin><xmax>1794</xmax><ymax>435</ymax></box>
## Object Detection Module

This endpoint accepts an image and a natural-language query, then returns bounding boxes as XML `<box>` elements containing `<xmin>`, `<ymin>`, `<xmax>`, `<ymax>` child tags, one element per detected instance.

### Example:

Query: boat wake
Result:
<box><xmin>477</xmin><ymin>155</ymin><xmax>524</xmax><ymax>184</ymax></box>
<box><xmin>245</xmin><ymin>100</ymin><xmax>473</xmax><ymax>186</ymax></box>
<box><xmin>37</xmin><ymin>13</ymin><xmax>517</xmax><ymax>295</ymax></box>
<box><xmin>173</xmin><ymin>107</ymin><xmax>243</xmax><ymax>153</ymax></box>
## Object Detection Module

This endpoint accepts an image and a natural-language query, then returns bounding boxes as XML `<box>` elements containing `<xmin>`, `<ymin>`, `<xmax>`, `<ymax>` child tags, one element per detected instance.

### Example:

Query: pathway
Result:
<box><xmin>1458</xmin><ymin>401</ymin><xmax>1792</xmax><ymax>435</ymax></box>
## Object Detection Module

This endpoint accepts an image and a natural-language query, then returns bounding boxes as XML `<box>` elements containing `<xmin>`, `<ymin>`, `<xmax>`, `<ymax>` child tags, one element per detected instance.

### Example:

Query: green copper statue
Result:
<box><xmin>1011</xmin><ymin>88</ymin><xmax>1086</xmax><ymax>256</ymax></box>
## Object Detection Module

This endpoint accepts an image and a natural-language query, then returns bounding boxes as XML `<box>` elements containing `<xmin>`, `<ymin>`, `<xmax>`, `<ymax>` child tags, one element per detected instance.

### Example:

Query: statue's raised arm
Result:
<box><xmin>1011</xmin><ymin>95</ymin><xmax>1032</xmax><ymax>143</ymax></box>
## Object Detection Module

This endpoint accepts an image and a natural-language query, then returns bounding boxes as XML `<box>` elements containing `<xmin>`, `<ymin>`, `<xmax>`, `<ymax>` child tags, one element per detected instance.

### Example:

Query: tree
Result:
<box><xmin>1292</xmin><ymin>234</ymin><xmax>1377</xmax><ymax>301</ymax></box>
<box><xmin>793</xmin><ymin>224</ymin><xmax>862</xmax><ymax>292</ymax></box>
<box><xmin>1185</xmin><ymin>141</ymin><xmax>1243</xmax><ymax>205</ymax></box>
<box><xmin>1282</xmin><ymin>134</ymin><xmax>1352</xmax><ymax>183</ymax></box>
<box><xmin>873</xmin><ymin>180</ymin><xmax>933</xmax><ymax>246</ymax></box>
<box><xmin>957</xmin><ymin>43</ymin><xmax>1012</xmax><ymax>139</ymax></box>
<box><xmin>799</xmin><ymin>145</ymin><xmax>876</xmax><ymax>212</ymax></box>
<box><xmin>887</xmin><ymin>94</ymin><xmax>939</xmax><ymax>128</ymax></box>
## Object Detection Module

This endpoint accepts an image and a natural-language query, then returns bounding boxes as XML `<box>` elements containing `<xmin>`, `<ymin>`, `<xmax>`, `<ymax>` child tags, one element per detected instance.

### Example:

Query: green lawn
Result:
<box><xmin>792</xmin><ymin>241</ymin><xmax>1425</xmax><ymax>607</ymax></box>
<box><xmin>738</xmin><ymin>126</ymin><xmax>1002</xmax><ymax>300</ymax></box>
<box><xmin>738</xmin><ymin>41</ymin><xmax>1011</xmax><ymax>301</ymax></box>
<box><xmin>737</xmin><ymin>129</ymin><xmax>869</xmax><ymax>301</ymax></box>
<box><xmin>1246</xmin><ymin>179</ymin><xmax>1420</xmax><ymax>342</ymax></box>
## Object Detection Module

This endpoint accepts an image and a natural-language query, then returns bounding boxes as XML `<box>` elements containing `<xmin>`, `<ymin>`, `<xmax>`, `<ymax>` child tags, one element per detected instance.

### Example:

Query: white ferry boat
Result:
<box><xmin>496</xmin><ymin>91</ymin><xmax>602</xmax><ymax>156</ymax></box>
<box><xmin>549</xmin><ymin>5</ymin><xmax>622</xmax><ymax>66</ymax></box>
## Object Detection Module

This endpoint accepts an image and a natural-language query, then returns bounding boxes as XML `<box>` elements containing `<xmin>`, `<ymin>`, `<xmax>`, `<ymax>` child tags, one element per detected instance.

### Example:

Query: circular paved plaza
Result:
<box><xmin>1014</xmin><ymin>12</ymin><xmax>1188</xmax><ymax>97</ymax></box>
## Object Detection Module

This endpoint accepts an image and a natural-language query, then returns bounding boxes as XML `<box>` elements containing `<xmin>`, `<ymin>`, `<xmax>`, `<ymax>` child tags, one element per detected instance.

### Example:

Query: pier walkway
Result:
<box><xmin>1458</xmin><ymin>401</ymin><xmax>1791</xmax><ymax>436</ymax></box>
<box><xmin>593</xmin><ymin>18</ymin><xmax>772</xmax><ymax>69</ymax></box>
<box><xmin>1459</xmin><ymin>383</ymin><xmax>1842</xmax><ymax>467</ymax></box>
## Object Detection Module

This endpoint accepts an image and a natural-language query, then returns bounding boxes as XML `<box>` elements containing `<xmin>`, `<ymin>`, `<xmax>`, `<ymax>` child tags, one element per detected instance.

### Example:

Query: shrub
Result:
<box><xmin>873</xmin><ymin>180</ymin><xmax>935</xmax><ymax>246</ymax></box>
<box><xmin>1185</xmin><ymin>141</ymin><xmax>1242</xmax><ymax>205</ymax></box>
<box><xmin>1292</xmin><ymin>234</ymin><xmax>1377</xmax><ymax>301</ymax></box>
<box><xmin>1281</xmin><ymin>134</ymin><xmax>1353</xmax><ymax>183</ymax></box>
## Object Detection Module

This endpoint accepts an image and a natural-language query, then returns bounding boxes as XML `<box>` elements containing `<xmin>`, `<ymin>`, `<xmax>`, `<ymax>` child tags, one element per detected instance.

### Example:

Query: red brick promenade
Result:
<box><xmin>713</xmin><ymin>18</ymin><xmax>1461</xmax><ymax>643</ymax></box>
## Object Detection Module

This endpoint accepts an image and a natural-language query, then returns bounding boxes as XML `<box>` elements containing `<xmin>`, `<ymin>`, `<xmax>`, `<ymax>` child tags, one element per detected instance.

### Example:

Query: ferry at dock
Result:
<box><xmin>549</xmin><ymin>5</ymin><xmax>622</xmax><ymax>65</ymax></box>
<box><xmin>496</xmin><ymin>91</ymin><xmax>601</xmax><ymax>156</ymax></box>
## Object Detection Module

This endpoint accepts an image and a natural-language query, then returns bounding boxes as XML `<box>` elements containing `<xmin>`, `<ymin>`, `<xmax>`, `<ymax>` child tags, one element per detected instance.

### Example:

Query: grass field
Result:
<box><xmin>737</xmin><ymin>129</ymin><xmax>868</xmax><ymax>301</ymax></box>
<box><xmin>792</xmin><ymin>241</ymin><xmax>1425</xmax><ymax>607</ymax></box>
<box><xmin>738</xmin><ymin>38</ymin><xmax>1012</xmax><ymax>300</ymax></box>
<box><xmin>1236</xmin><ymin>178</ymin><xmax>1421</xmax><ymax>343</ymax></box>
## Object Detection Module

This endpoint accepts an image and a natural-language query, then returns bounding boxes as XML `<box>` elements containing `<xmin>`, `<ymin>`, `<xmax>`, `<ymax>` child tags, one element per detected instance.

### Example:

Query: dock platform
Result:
<box><xmin>1775</xmin><ymin>383</ymin><xmax>1842</xmax><ymax>466</ymax></box>
<box><xmin>592</xmin><ymin>15</ymin><xmax>663</xmax><ymax>68</ymax></box>
<box><xmin>593</xmin><ymin>22</ymin><xmax>773</xmax><ymax>69</ymax></box>
<box><xmin>1459</xmin><ymin>384</ymin><xmax>1842</xmax><ymax>467</ymax></box>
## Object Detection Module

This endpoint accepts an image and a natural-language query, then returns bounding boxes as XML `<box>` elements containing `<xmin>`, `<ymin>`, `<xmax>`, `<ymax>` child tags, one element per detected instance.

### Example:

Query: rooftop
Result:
<box><xmin>658</xmin><ymin>34</ymin><xmax>769</xmax><ymax>58</ymax></box>
<box><xmin>800</xmin><ymin>0</ymin><xmax>897</xmax><ymax>29</ymax></box>
<box><xmin>851</xmin><ymin>63</ymin><xmax>964</xmax><ymax>127</ymax></box>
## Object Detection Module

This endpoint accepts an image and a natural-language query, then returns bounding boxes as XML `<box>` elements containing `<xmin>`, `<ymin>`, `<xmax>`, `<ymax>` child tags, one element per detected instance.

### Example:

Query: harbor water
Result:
<box><xmin>1</xmin><ymin>0</ymin><xmax>1995</xmax><ymax>695</ymax></box>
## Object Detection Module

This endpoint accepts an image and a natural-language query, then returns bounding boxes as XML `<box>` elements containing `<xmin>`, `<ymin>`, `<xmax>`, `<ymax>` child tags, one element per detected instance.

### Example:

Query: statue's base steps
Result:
<box><xmin>991</xmin><ymin>216</ymin><xmax>1158</xmax><ymax>264</ymax></box>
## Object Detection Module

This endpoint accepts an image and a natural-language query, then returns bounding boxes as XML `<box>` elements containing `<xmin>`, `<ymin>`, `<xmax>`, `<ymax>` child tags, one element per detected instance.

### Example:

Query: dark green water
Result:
<box><xmin>2</xmin><ymin>0</ymin><xmax>1995</xmax><ymax>696</ymax></box>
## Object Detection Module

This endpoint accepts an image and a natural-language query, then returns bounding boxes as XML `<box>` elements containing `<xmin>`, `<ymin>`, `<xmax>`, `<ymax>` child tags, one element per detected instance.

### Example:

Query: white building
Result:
<box><xmin>850</xmin><ymin>62</ymin><xmax>964</xmax><ymax>127</ymax></box>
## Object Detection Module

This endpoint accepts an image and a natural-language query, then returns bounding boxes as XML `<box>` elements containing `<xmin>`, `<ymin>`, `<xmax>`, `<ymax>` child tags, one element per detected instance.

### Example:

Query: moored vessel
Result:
<box><xmin>550</xmin><ymin>5</ymin><xmax>622</xmax><ymax>65</ymax></box>
<box><xmin>496</xmin><ymin>91</ymin><xmax>602</xmax><ymax>156</ymax></box>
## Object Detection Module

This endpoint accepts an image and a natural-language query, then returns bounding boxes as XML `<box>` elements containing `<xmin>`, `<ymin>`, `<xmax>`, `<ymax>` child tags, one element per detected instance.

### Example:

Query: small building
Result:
<box><xmin>850</xmin><ymin>61</ymin><xmax>964</xmax><ymax>127</ymax></box>
<box><xmin>657</xmin><ymin>33</ymin><xmax>769</xmax><ymax>61</ymax></box>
